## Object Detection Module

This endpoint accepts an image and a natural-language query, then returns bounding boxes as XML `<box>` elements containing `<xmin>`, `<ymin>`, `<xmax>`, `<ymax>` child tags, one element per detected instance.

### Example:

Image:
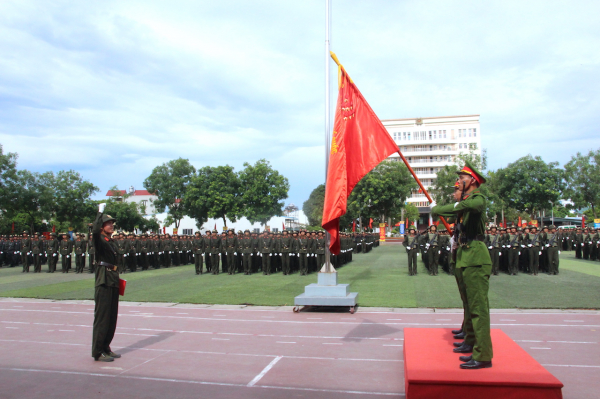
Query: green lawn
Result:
<box><xmin>1</xmin><ymin>246</ymin><xmax>599</xmax><ymax>308</ymax></box>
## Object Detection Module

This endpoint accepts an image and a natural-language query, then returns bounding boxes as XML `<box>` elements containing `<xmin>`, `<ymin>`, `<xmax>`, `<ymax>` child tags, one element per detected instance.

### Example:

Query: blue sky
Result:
<box><xmin>1</xmin><ymin>0</ymin><xmax>599</xmax><ymax>207</ymax></box>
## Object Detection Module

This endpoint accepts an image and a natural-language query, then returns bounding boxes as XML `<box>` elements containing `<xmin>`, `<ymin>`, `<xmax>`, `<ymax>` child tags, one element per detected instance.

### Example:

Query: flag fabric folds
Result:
<box><xmin>321</xmin><ymin>63</ymin><xmax>400</xmax><ymax>254</ymax></box>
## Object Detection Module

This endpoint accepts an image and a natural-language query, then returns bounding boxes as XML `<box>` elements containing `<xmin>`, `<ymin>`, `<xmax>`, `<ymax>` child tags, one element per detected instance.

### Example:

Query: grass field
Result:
<box><xmin>1</xmin><ymin>245</ymin><xmax>599</xmax><ymax>308</ymax></box>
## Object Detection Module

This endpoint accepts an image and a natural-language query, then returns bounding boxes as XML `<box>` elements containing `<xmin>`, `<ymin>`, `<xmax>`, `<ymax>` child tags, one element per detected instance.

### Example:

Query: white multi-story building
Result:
<box><xmin>382</xmin><ymin>114</ymin><xmax>482</xmax><ymax>225</ymax></box>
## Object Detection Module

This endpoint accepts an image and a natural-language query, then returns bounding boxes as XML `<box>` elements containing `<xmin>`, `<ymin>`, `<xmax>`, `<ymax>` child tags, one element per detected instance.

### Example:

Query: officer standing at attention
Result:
<box><xmin>225</xmin><ymin>229</ymin><xmax>238</xmax><ymax>275</ymax></box>
<box><xmin>403</xmin><ymin>227</ymin><xmax>419</xmax><ymax>276</ymax></box>
<box><xmin>259</xmin><ymin>230</ymin><xmax>273</xmax><ymax>275</ymax></box>
<box><xmin>46</xmin><ymin>233</ymin><xmax>59</xmax><ymax>273</ymax></box>
<box><xmin>21</xmin><ymin>231</ymin><xmax>32</xmax><ymax>273</ymax></box>
<box><xmin>31</xmin><ymin>233</ymin><xmax>43</xmax><ymax>273</ymax></box>
<box><xmin>432</xmin><ymin>161</ymin><xmax>493</xmax><ymax>369</ymax></box>
<box><xmin>91</xmin><ymin>203</ymin><xmax>121</xmax><ymax>362</ymax></box>
<box><xmin>59</xmin><ymin>233</ymin><xmax>73</xmax><ymax>273</ymax></box>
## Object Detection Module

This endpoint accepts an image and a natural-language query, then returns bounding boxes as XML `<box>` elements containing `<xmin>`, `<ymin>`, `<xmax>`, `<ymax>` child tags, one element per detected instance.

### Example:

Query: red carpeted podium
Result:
<box><xmin>404</xmin><ymin>328</ymin><xmax>563</xmax><ymax>399</ymax></box>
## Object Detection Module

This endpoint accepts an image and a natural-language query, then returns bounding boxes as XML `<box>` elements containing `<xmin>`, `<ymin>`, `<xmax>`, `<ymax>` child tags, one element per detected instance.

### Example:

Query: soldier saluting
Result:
<box><xmin>432</xmin><ymin>160</ymin><xmax>493</xmax><ymax>370</ymax></box>
<box><xmin>91</xmin><ymin>203</ymin><xmax>122</xmax><ymax>362</ymax></box>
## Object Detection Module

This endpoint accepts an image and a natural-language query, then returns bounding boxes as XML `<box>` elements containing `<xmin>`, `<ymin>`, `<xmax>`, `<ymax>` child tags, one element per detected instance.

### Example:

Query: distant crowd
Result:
<box><xmin>0</xmin><ymin>230</ymin><xmax>381</xmax><ymax>275</ymax></box>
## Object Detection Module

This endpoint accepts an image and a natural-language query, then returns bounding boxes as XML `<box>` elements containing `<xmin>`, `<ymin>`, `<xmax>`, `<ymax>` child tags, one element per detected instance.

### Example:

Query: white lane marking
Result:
<box><xmin>58</xmin><ymin>330</ymin><xmax>75</xmax><ymax>332</ymax></box>
<box><xmin>1</xmin><ymin>367</ymin><xmax>403</xmax><ymax>396</ymax></box>
<box><xmin>3</xmin><ymin>308</ymin><xmax>600</xmax><ymax>328</ymax></box>
<box><xmin>5</xmin><ymin>327</ymin><xmax>18</xmax><ymax>329</ymax></box>
<box><xmin>543</xmin><ymin>364</ymin><xmax>600</xmax><ymax>368</ymax></box>
<box><xmin>101</xmin><ymin>367</ymin><xmax>123</xmax><ymax>370</ymax></box>
<box><xmin>547</xmin><ymin>341</ymin><xmax>597</xmax><ymax>344</ymax></box>
<box><xmin>119</xmin><ymin>350</ymin><xmax>171</xmax><ymax>375</ymax></box>
<box><xmin>276</xmin><ymin>342</ymin><xmax>296</xmax><ymax>344</ymax></box>
<box><xmin>2</xmin><ymin>321</ymin><xmax>29</xmax><ymax>324</ymax></box>
<box><xmin>129</xmin><ymin>311</ymin><xmax>140</xmax><ymax>313</ymax></box>
<box><xmin>0</xmin><ymin>339</ymin><xmax>402</xmax><ymax>362</ymax></box>
<box><xmin>530</xmin><ymin>347</ymin><xmax>552</xmax><ymax>350</ymax></box>
<box><xmin>115</xmin><ymin>333</ymin><xmax>159</xmax><ymax>337</ymax></box>
<box><xmin>219</xmin><ymin>333</ymin><xmax>252</xmax><ymax>336</ymax></box>
<box><xmin>213</xmin><ymin>315</ymin><xmax>226</xmax><ymax>317</ymax></box>
<box><xmin>247</xmin><ymin>356</ymin><xmax>282</xmax><ymax>387</ymax></box>
<box><xmin>211</xmin><ymin>338</ymin><xmax>230</xmax><ymax>341</ymax></box>
<box><xmin>383</xmin><ymin>345</ymin><xmax>403</xmax><ymax>347</ymax></box>
<box><xmin>517</xmin><ymin>340</ymin><xmax>543</xmax><ymax>343</ymax></box>
<box><xmin>176</xmin><ymin>313</ymin><xmax>188</xmax><ymax>315</ymax></box>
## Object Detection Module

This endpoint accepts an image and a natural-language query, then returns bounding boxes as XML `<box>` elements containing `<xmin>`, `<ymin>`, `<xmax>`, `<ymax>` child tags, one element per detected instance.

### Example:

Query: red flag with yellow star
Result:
<box><xmin>322</xmin><ymin>62</ymin><xmax>399</xmax><ymax>254</ymax></box>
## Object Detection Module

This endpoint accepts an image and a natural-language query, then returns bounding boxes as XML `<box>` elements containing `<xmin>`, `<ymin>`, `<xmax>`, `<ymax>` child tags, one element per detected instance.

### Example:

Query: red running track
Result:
<box><xmin>0</xmin><ymin>299</ymin><xmax>598</xmax><ymax>399</ymax></box>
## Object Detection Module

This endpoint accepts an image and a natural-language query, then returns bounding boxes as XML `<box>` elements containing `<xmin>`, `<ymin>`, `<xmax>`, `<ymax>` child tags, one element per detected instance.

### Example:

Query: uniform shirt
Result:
<box><xmin>92</xmin><ymin>212</ymin><xmax>119</xmax><ymax>288</ymax></box>
<box><xmin>432</xmin><ymin>189</ymin><xmax>491</xmax><ymax>268</ymax></box>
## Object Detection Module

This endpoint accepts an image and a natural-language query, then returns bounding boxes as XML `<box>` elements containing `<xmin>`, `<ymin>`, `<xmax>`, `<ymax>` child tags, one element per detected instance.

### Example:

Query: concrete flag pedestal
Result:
<box><xmin>294</xmin><ymin>271</ymin><xmax>358</xmax><ymax>313</ymax></box>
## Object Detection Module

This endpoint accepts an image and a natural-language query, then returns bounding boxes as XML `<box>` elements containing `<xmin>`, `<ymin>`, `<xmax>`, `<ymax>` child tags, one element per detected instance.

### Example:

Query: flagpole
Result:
<box><xmin>324</xmin><ymin>0</ymin><xmax>333</xmax><ymax>273</ymax></box>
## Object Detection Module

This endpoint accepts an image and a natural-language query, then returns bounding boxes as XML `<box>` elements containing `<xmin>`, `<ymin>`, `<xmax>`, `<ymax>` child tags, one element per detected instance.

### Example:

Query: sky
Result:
<box><xmin>1</xmin><ymin>0</ymin><xmax>599</xmax><ymax>208</ymax></box>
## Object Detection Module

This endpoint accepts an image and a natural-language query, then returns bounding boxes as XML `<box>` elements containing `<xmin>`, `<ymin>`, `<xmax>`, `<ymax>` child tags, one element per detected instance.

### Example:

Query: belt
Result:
<box><xmin>98</xmin><ymin>261</ymin><xmax>118</xmax><ymax>271</ymax></box>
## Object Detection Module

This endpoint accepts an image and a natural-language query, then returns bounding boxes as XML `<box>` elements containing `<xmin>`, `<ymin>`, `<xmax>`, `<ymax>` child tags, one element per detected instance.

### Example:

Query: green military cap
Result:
<box><xmin>456</xmin><ymin>160</ymin><xmax>487</xmax><ymax>185</ymax></box>
<box><xmin>244</xmin><ymin>229</ymin><xmax>250</xmax><ymax>233</ymax></box>
<box><xmin>237</xmin><ymin>230</ymin><xmax>243</xmax><ymax>234</ymax></box>
<box><xmin>549</xmin><ymin>225</ymin><xmax>556</xmax><ymax>229</ymax></box>
<box><xmin>517</xmin><ymin>227</ymin><xmax>522</xmax><ymax>232</ymax></box>
<box><xmin>489</xmin><ymin>224</ymin><xmax>497</xmax><ymax>229</ymax></box>
<box><xmin>408</xmin><ymin>226</ymin><xmax>416</xmax><ymax>233</ymax></box>
<box><xmin>50</xmin><ymin>232</ymin><xmax>57</xmax><ymax>237</ymax></box>
<box><xmin>101</xmin><ymin>214</ymin><xmax>116</xmax><ymax>224</ymax></box>
<box><xmin>212</xmin><ymin>229</ymin><xmax>218</xmax><ymax>233</ymax></box>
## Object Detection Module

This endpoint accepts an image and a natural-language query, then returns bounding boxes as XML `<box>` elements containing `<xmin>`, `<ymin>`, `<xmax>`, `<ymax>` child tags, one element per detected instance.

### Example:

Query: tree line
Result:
<box><xmin>303</xmin><ymin>148</ymin><xmax>600</xmax><ymax>230</ymax></box>
<box><xmin>0</xmin><ymin>143</ymin><xmax>290</xmax><ymax>235</ymax></box>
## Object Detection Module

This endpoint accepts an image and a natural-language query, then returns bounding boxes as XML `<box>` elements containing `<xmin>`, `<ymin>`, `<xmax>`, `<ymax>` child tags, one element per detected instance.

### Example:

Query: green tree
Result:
<box><xmin>564</xmin><ymin>149</ymin><xmax>600</xmax><ymax>218</ymax></box>
<box><xmin>302</xmin><ymin>184</ymin><xmax>325</xmax><ymax>227</ymax></box>
<box><xmin>184</xmin><ymin>165</ymin><xmax>242</xmax><ymax>227</ymax></box>
<box><xmin>143</xmin><ymin>158</ymin><xmax>196</xmax><ymax>229</ymax></box>
<box><xmin>404</xmin><ymin>203</ymin><xmax>420</xmax><ymax>226</ymax></box>
<box><xmin>494</xmin><ymin>155</ymin><xmax>565</xmax><ymax>219</ymax></box>
<box><xmin>51</xmin><ymin>170</ymin><xmax>99</xmax><ymax>231</ymax></box>
<box><xmin>0</xmin><ymin>144</ymin><xmax>18</xmax><ymax>214</ymax></box>
<box><xmin>346</xmin><ymin>160</ymin><xmax>417</xmax><ymax>226</ymax></box>
<box><xmin>8</xmin><ymin>170</ymin><xmax>54</xmax><ymax>233</ymax></box>
<box><xmin>239</xmin><ymin>159</ymin><xmax>289</xmax><ymax>226</ymax></box>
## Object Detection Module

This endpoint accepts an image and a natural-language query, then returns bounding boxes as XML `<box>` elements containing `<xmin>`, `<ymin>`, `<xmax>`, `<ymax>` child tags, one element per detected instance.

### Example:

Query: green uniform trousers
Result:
<box><xmin>454</xmin><ymin>263</ymin><xmax>467</xmax><ymax>331</ymax></box>
<box><xmin>92</xmin><ymin>285</ymin><xmax>119</xmax><ymax>358</ymax></box>
<box><xmin>547</xmin><ymin>247</ymin><xmax>559</xmax><ymax>274</ymax></box>
<box><xmin>426</xmin><ymin>247</ymin><xmax>439</xmax><ymax>275</ymax></box>
<box><xmin>407</xmin><ymin>249</ymin><xmax>418</xmax><ymax>275</ymax></box>
<box><xmin>459</xmin><ymin>265</ymin><xmax>493</xmax><ymax>362</ymax></box>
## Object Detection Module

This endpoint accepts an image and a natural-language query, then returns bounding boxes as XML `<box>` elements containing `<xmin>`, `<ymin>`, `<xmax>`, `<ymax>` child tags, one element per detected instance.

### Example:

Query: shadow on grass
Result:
<box><xmin>348</xmin><ymin>268</ymin><xmax>374</xmax><ymax>283</ymax></box>
<box><xmin>342</xmin><ymin>319</ymin><xmax>400</xmax><ymax>342</ymax></box>
<box><xmin>117</xmin><ymin>331</ymin><xmax>175</xmax><ymax>355</ymax></box>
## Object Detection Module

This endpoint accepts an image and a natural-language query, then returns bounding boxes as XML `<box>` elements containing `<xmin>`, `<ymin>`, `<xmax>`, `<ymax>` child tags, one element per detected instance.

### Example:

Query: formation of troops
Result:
<box><xmin>0</xmin><ymin>229</ymin><xmax>380</xmax><ymax>275</ymax></box>
<box><xmin>403</xmin><ymin>224</ymin><xmax>598</xmax><ymax>276</ymax></box>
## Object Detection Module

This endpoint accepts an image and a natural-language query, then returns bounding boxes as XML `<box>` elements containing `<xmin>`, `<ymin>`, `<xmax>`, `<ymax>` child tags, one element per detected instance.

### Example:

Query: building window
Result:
<box><xmin>182</xmin><ymin>229</ymin><xmax>193</xmax><ymax>235</ymax></box>
<box><xmin>473</xmin><ymin>128</ymin><xmax>477</xmax><ymax>137</ymax></box>
<box><xmin>407</xmin><ymin>132</ymin><xmax>411</xmax><ymax>140</ymax></box>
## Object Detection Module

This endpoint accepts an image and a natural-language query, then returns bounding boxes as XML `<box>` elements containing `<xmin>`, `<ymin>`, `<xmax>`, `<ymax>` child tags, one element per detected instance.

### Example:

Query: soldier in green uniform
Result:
<box><xmin>424</xmin><ymin>225</ymin><xmax>440</xmax><ymax>276</ymax></box>
<box><xmin>225</xmin><ymin>229</ymin><xmax>238</xmax><ymax>275</ymax></box>
<box><xmin>31</xmin><ymin>233</ymin><xmax>43</xmax><ymax>273</ymax></box>
<box><xmin>59</xmin><ymin>233</ymin><xmax>73</xmax><ymax>273</ymax></box>
<box><xmin>239</xmin><ymin>230</ymin><xmax>253</xmax><ymax>275</ymax></box>
<box><xmin>527</xmin><ymin>226</ymin><xmax>542</xmax><ymax>275</ymax></box>
<box><xmin>280</xmin><ymin>230</ymin><xmax>293</xmax><ymax>275</ymax></box>
<box><xmin>21</xmin><ymin>231</ymin><xmax>32</xmax><ymax>273</ymax></box>
<box><xmin>259</xmin><ymin>230</ymin><xmax>273</xmax><ymax>275</ymax></box>
<box><xmin>506</xmin><ymin>226</ymin><xmax>521</xmax><ymax>275</ymax></box>
<box><xmin>46</xmin><ymin>233</ymin><xmax>59</xmax><ymax>273</ymax></box>
<box><xmin>74</xmin><ymin>233</ymin><xmax>88</xmax><ymax>273</ymax></box>
<box><xmin>203</xmin><ymin>231</ymin><xmax>212</xmax><ymax>272</ymax></box>
<box><xmin>543</xmin><ymin>225</ymin><xmax>560</xmax><ymax>275</ymax></box>
<box><xmin>209</xmin><ymin>230</ymin><xmax>222</xmax><ymax>274</ymax></box>
<box><xmin>296</xmin><ymin>230</ymin><xmax>309</xmax><ymax>275</ymax></box>
<box><xmin>486</xmin><ymin>225</ymin><xmax>501</xmax><ymax>275</ymax></box>
<box><xmin>91</xmin><ymin>203</ymin><xmax>121</xmax><ymax>362</ymax></box>
<box><xmin>403</xmin><ymin>227</ymin><xmax>419</xmax><ymax>275</ymax></box>
<box><xmin>432</xmin><ymin>161</ymin><xmax>493</xmax><ymax>369</ymax></box>
<box><xmin>193</xmin><ymin>231</ymin><xmax>204</xmax><ymax>274</ymax></box>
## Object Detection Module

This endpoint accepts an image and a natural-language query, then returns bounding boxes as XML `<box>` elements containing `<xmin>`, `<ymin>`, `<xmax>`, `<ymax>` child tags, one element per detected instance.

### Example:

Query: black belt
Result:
<box><xmin>99</xmin><ymin>261</ymin><xmax>118</xmax><ymax>271</ymax></box>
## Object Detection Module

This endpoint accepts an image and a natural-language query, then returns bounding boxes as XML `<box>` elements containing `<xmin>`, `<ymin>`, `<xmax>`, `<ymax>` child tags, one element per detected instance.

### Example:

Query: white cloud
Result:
<box><xmin>0</xmin><ymin>0</ymin><xmax>599</xmax><ymax>207</ymax></box>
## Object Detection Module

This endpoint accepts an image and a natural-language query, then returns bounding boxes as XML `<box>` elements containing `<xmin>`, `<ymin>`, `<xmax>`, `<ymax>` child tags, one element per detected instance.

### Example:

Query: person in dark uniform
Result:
<box><xmin>209</xmin><ymin>230</ymin><xmax>222</xmax><ymax>274</ymax></box>
<box><xmin>432</xmin><ymin>161</ymin><xmax>493</xmax><ymax>369</ymax></box>
<box><xmin>31</xmin><ymin>233</ymin><xmax>43</xmax><ymax>273</ymax></box>
<box><xmin>21</xmin><ymin>231</ymin><xmax>32</xmax><ymax>273</ymax></box>
<box><xmin>403</xmin><ymin>227</ymin><xmax>419</xmax><ymax>276</ymax></box>
<box><xmin>225</xmin><ymin>229</ymin><xmax>238</xmax><ymax>275</ymax></box>
<box><xmin>59</xmin><ymin>233</ymin><xmax>73</xmax><ymax>273</ymax></box>
<box><xmin>259</xmin><ymin>230</ymin><xmax>273</xmax><ymax>275</ymax></box>
<box><xmin>88</xmin><ymin>234</ymin><xmax>96</xmax><ymax>273</ymax></box>
<box><xmin>240</xmin><ymin>230</ymin><xmax>254</xmax><ymax>275</ymax></box>
<box><xmin>91</xmin><ymin>203</ymin><xmax>121</xmax><ymax>362</ymax></box>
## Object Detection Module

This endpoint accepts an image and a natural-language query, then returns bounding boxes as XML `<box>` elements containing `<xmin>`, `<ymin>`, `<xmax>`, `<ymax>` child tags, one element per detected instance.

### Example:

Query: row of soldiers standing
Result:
<box><xmin>0</xmin><ymin>232</ymin><xmax>92</xmax><ymax>273</ymax></box>
<box><xmin>1</xmin><ymin>230</ymin><xmax>381</xmax><ymax>276</ymax></box>
<box><xmin>402</xmin><ymin>223</ymin><xmax>568</xmax><ymax>276</ymax></box>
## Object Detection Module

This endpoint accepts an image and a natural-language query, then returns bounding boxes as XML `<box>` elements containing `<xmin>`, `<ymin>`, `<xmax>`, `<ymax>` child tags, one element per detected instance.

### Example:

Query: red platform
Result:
<box><xmin>403</xmin><ymin>328</ymin><xmax>563</xmax><ymax>399</ymax></box>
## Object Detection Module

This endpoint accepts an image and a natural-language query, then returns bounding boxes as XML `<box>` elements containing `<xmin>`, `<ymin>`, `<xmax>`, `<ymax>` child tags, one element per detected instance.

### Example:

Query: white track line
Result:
<box><xmin>1</xmin><ymin>367</ymin><xmax>403</xmax><ymax>396</ymax></box>
<box><xmin>247</xmin><ymin>356</ymin><xmax>282</xmax><ymax>387</ymax></box>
